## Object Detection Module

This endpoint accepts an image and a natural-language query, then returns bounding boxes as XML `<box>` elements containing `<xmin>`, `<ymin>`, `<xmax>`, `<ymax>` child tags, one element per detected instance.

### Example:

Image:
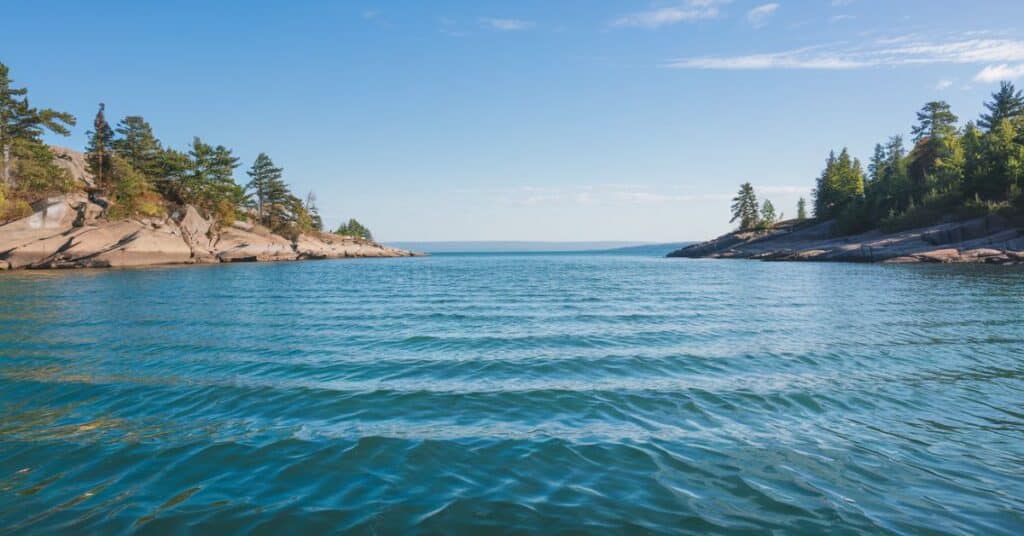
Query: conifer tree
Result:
<box><xmin>112</xmin><ymin>116</ymin><xmax>162</xmax><ymax>178</ymax></box>
<box><xmin>0</xmin><ymin>62</ymin><xmax>75</xmax><ymax>189</ymax></box>
<box><xmin>796</xmin><ymin>197</ymin><xmax>807</xmax><ymax>220</ymax></box>
<box><xmin>979</xmin><ymin>81</ymin><xmax>1024</xmax><ymax>131</ymax></box>
<box><xmin>85</xmin><ymin>103</ymin><xmax>115</xmax><ymax>189</ymax></box>
<box><xmin>305</xmin><ymin>191</ymin><xmax>323</xmax><ymax>231</ymax></box>
<box><xmin>911</xmin><ymin>101</ymin><xmax>958</xmax><ymax>142</ymax></box>
<box><xmin>730</xmin><ymin>182</ymin><xmax>759</xmax><ymax>230</ymax></box>
<box><xmin>336</xmin><ymin>218</ymin><xmax>373</xmax><ymax>240</ymax></box>
<box><xmin>760</xmin><ymin>199</ymin><xmax>776</xmax><ymax>227</ymax></box>
<box><xmin>245</xmin><ymin>153</ymin><xmax>285</xmax><ymax>224</ymax></box>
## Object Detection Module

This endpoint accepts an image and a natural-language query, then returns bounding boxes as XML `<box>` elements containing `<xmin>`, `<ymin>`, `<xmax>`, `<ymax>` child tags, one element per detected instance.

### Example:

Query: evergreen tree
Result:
<box><xmin>305</xmin><ymin>191</ymin><xmax>323</xmax><ymax>231</ymax></box>
<box><xmin>979</xmin><ymin>81</ymin><xmax>1024</xmax><ymax>131</ymax></box>
<box><xmin>0</xmin><ymin>62</ymin><xmax>75</xmax><ymax>189</ymax></box>
<box><xmin>911</xmin><ymin>101</ymin><xmax>958</xmax><ymax>142</ymax></box>
<box><xmin>336</xmin><ymin>218</ymin><xmax>373</xmax><ymax>240</ymax></box>
<box><xmin>796</xmin><ymin>197</ymin><xmax>807</xmax><ymax>220</ymax></box>
<box><xmin>730</xmin><ymin>182</ymin><xmax>759</xmax><ymax>230</ymax></box>
<box><xmin>112</xmin><ymin>116</ymin><xmax>162</xmax><ymax>178</ymax></box>
<box><xmin>183</xmin><ymin>137</ymin><xmax>243</xmax><ymax>220</ymax></box>
<box><xmin>85</xmin><ymin>103</ymin><xmax>115</xmax><ymax>189</ymax></box>
<box><xmin>760</xmin><ymin>199</ymin><xmax>777</xmax><ymax>227</ymax></box>
<box><xmin>813</xmin><ymin>148</ymin><xmax>864</xmax><ymax>219</ymax></box>
<box><xmin>245</xmin><ymin>153</ymin><xmax>285</xmax><ymax>224</ymax></box>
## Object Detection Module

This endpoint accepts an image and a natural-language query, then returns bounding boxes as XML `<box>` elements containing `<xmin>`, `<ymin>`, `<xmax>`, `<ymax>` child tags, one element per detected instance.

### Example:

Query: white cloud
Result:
<box><xmin>935</xmin><ymin>79</ymin><xmax>953</xmax><ymax>90</ymax></box>
<box><xmin>479</xmin><ymin>17</ymin><xmax>534</xmax><ymax>31</ymax></box>
<box><xmin>667</xmin><ymin>36</ymin><xmax>1024</xmax><ymax>70</ymax></box>
<box><xmin>746</xmin><ymin>3</ymin><xmax>779</xmax><ymax>28</ymax></box>
<box><xmin>830</xmin><ymin>14</ymin><xmax>854</xmax><ymax>23</ymax></box>
<box><xmin>612</xmin><ymin>1</ymin><xmax>728</xmax><ymax>28</ymax></box>
<box><xmin>973</xmin><ymin>63</ymin><xmax>1024</xmax><ymax>82</ymax></box>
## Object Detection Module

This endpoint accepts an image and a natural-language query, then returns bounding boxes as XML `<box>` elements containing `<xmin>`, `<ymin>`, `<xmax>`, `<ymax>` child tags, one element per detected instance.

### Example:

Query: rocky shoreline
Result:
<box><xmin>668</xmin><ymin>216</ymin><xmax>1024</xmax><ymax>265</ymax></box>
<box><xmin>0</xmin><ymin>193</ymin><xmax>419</xmax><ymax>271</ymax></box>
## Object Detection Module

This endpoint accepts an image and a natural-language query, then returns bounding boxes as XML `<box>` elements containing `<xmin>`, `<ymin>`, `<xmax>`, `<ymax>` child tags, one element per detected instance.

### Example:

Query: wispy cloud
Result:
<box><xmin>612</xmin><ymin>1</ymin><xmax>729</xmax><ymax>29</ymax></box>
<box><xmin>830</xmin><ymin>14</ymin><xmax>854</xmax><ymax>23</ymax></box>
<box><xmin>666</xmin><ymin>35</ymin><xmax>1024</xmax><ymax>71</ymax></box>
<box><xmin>935</xmin><ymin>79</ymin><xmax>953</xmax><ymax>90</ymax></box>
<box><xmin>479</xmin><ymin>17</ymin><xmax>534</xmax><ymax>31</ymax></box>
<box><xmin>974</xmin><ymin>63</ymin><xmax>1024</xmax><ymax>82</ymax></box>
<box><xmin>746</xmin><ymin>3</ymin><xmax>779</xmax><ymax>28</ymax></box>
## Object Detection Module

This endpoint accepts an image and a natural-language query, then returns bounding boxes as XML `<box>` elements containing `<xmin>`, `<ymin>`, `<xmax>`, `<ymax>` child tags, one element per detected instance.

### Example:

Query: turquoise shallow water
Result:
<box><xmin>1</xmin><ymin>254</ymin><xmax>1023</xmax><ymax>534</ymax></box>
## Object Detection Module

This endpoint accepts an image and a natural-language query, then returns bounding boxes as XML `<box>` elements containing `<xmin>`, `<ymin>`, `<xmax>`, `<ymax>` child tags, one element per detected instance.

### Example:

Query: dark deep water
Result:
<box><xmin>1</xmin><ymin>254</ymin><xmax>1022</xmax><ymax>534</ymax></box>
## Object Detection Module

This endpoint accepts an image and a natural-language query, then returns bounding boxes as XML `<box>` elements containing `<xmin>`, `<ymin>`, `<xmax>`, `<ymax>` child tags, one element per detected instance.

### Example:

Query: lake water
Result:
<box><xmin>1</xmin><ymin>254</ymin><xmax>1023</xmax><ymax>533</ymax></box>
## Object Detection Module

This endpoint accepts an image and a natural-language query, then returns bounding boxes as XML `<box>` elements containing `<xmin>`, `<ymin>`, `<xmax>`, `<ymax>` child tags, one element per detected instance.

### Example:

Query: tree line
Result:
<box><xmin>1</xmin><ymin>61</ymin><xmax>373</xmax><ymax>240</ymax></box>
<box><xmin>731</xmin><ymin>81</ymin><xmax>1024</xmax><ymax>234</ymax></box>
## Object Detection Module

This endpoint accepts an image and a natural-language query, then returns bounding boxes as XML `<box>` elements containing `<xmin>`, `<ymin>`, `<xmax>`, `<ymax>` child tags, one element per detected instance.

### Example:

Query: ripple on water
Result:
<box><xmin>1</xmin><ymin>256</ymin><xmax>1023</xmax><ymax>533</ymax></box>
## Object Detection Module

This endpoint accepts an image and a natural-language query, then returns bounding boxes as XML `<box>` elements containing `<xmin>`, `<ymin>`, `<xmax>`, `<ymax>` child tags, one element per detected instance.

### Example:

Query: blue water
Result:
<box><xmin>1</xmin><ymin>254</ymin><xmax>1023</xmax><ymax>534</ymax></box>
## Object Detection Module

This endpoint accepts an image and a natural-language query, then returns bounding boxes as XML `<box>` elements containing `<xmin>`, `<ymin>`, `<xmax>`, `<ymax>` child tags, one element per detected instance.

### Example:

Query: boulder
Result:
<box><xmin>915</xmin><ymin>248</ymin><xmax>962</xmax><ymax>263</ymax></box>
<box><xmin>45</xmin><ymin>221</ymin><xmax>144</xmax><ymax>267</ymax></box>
<box><xmin>215</xmin><ymin>227</ymin><xmax>297</xmax><ymax>262</ymax></box>
<box><xmin>91</xmin><ymin>227</ymin><xmax>194</xmax><ymax>267</ymax></box>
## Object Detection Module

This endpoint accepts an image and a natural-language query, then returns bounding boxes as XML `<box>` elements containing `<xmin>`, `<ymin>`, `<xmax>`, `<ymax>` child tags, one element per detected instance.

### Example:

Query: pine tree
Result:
<box><xmin>0</xmin><ymin>62</ymin><xmax>75</xmax><ymax>189</ymax></box>
<box><xmin>245</xmin><ymin>153</ymin><xmax>284</xmax><ymax>224</ymax></box>
<box><xmin>911</xmin><ymin>101</ymin><xmax>958</xmax><ymax>143</ymax></box>
<box><xmin>979</xmin><ymin>81</ymin><xmax>1024</xmax><ymax>131</ymax></box>
<box><xmin>336</xmin><ymin>218</ymin><xmax>373</xmax><ymax>240</ymax></box>
<box><xmin>813</xmin><ymin>149</ymin><xmax>864</xmax><ymax>219</ymax></box>
<box><xmin>305</xmin><ymin>191</ymin><xmax>323</xmax><ymax>231</ymax></box>
<box><xmin>183</xmin><ymin>137</ymin><xmax>242</xmax><ymax>219</ymax></box>
<box><xmin>730</xmin><ymin>182</ymin><xmax>759</xmax><ymax>230</ymax></box>
<box><xmin>796</xmin><ymin>197</ymin><xmax>807</xmax><ymax>220</ymax></box>
<box><xmin>760</xmin><ymin>199</ymin><xmax>777</xmax><ymax>228</ymax></box>
<box><xmin>85</xmin><ymin>103</ymin><xmax>115</xmax><ymax>189</ymax></box>
<box><xmin>112</xmin><ymin>116</ymin><xmax>162</xmax><ymax>178</ymax></box>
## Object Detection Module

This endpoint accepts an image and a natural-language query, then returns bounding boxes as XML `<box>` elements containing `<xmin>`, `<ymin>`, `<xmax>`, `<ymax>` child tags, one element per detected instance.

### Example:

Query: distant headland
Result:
<box><xmin>0</xmin><ymin>62</ymin><xmax>417</xmax><ymax>270</ymax></box>
<box><xmin>671</xmin><ymin>82</ymin><xmax>1024</xmax><ymax>265</ymax></box>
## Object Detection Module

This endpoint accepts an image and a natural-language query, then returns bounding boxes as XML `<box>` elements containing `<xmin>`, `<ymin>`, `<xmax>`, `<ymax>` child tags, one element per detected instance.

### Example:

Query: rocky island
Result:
<box><xmin>0</xmin><ymin>63</ymin><xmax>416</xmax><ymax>270</ymax></box>
<box><xmin>0</xmin><ymin>148</ymin><xmax>416</xmax><ymax>270</ymax></box>
<box><xmin>668</xmin><ymin>215</ymin><xmax>1024</xmax><ymax>264</ymax></box>
<box><xmin>671</xmin><ymin>82</ymin><xmax>1024</xmax><ymax>265</ymax></box>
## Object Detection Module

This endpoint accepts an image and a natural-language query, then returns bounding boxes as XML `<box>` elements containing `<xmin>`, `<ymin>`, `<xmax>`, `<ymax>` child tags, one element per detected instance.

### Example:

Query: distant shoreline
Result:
<box><xmin>668</xmin><ymin>217</ymin><xmax>1023</xmax><ymax>265</ymax></box>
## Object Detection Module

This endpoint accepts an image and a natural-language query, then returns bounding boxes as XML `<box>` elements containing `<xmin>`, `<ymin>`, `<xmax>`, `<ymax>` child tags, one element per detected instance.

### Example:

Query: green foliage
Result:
<box><xmin>112</xmin><ymin>116</ymin><xmax>163</xmax><ymax>179</ymax></box>
<box><xmin>911</xmin><ymin>101</ymin><xmax>958</xmax><ymax>142</ymax></box>
<box><xmin>180</xmin><ymin>137</ymin><xmax>244</xmax><ymax>219</ymax></box>
<box><xmin>245</xmin><ymin>153</ymin><xmax>286</xmax><ymax>225</ymax></box>
<box><xmin>759</xmin><ymin>199</ymin><xmax>777</xmax><ymax>228</ymax></box>
<box><xmin>795</xmin><ymin>197</ymin><xmax>808</xmax><ymax>220</ymax></box>
<box><xmin>106</xmin><ymin>154</ymin><xmax>163</xmax><ymax>219</ymax></box>
<box><xmin>813</xmin><ymin>148</ymin><xmax>864</xmax><ymax>219</ymax></box>
<box><xmin>0</xmin><ymin>61</ymin><xmax>75</xmax><ymax>193</ymax></box>
<box><xmin>335</xmin><ymin>218</ymin><xmax>373</xmax><ymax>240</ymax></box>
<box><xmin>85</xmin><ymin>103</ymin><xmax>115</xmax><ymax>189</ymax></box>
<box><xmin>979</xmin><ymin>81</ymin><xmax>1024</xmax><ymax>131</ymax></box>
<box><xmin>730</xmin><ymin>182</ymin><xmax>759</xmax><ymax>230</ymax></box>
<box><xmin>10</xmin><ymin>140</ymin><xmax>72</xmax><ymax>194</ymax></box>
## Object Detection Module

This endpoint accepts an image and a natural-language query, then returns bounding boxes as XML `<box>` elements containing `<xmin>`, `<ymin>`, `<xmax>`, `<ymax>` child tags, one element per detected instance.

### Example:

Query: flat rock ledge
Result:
<box><xmin>668</xmin><ymin>215</ymin><xmax>1024</xmax><ymax>265</ymax></box>
<box><xmin>0</xmin><ymin>195</ymin><xmax>420</xmax><ymax>271</ymax></box>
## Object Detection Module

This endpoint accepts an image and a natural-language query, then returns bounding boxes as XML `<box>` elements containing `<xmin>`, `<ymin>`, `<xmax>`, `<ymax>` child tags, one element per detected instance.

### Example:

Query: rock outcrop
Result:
<box><xmin>0</xmin><ymin>195</ymin><xmax>419</xmax><ymax>271</ymax></box>
<box><xmin>668</xmin><ymin>215</ymin><xmax>1024</xmax><ymax>265</ymax></box>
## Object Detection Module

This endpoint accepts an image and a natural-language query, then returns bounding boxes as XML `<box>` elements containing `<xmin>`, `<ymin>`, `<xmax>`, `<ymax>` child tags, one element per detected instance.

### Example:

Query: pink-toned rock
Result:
<box><xmin>92</xmin><ymin>227</ymin><xmax>193</xmax><ymax>267</ymax></box>
<box><xmin>915</xmin><ymin>248</ymin><xmax>961</xmax><ymax>263</ymax></box>
<box><xmin>883</xmin><ymin>256</ymin><xmax>921</xmax><ymax>264</ymax></box>
<box><xmin>46</xmin><ymin>221</ymin><xmax>144</xmax><ymax>266</ymax></box>
<box><xmin>215</xmin><ymin>227</ymin><xmax>297</xmax><ymax>262</ymax></box>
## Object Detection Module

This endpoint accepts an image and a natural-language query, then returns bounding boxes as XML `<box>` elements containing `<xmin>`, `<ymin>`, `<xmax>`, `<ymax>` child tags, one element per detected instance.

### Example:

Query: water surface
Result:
<box><xmin>1</xmin><ymin>255</ymin><xmax>1022</xmax><ymax>533</ymax></box>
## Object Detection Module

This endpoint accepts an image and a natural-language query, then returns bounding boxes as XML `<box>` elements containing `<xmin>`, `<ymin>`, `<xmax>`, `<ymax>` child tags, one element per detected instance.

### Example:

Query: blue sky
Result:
<box><xmin>5</xmin><ymin>0</ymin><xmax>1024</xmax><ymax>241</ymax></box>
